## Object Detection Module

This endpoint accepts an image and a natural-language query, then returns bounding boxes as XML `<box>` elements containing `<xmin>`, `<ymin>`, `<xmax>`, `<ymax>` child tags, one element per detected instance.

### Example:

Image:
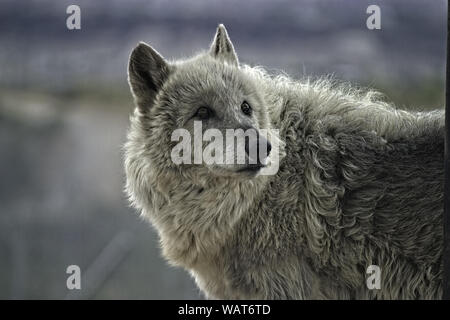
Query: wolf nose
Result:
<box><xmin>258</xmin><ymin>136</ymin><xmax>272</xmax><ymax>163</ymax></box>
<box><xmin>245</xmin><ymin>135</ymin><xmax>272</xmax><ymax>165</ymax></box>
<box><xmin>266</xmin><ymin>140</ymin><xmax>272</xmax><ymax>156</ymax></box>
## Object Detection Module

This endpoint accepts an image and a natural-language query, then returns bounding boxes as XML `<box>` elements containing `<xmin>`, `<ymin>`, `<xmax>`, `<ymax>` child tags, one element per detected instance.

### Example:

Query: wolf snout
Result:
<box><xmin>244</xmin><ymin>134</ymin><xmax>272</xmax><ymax>166</ymax></box>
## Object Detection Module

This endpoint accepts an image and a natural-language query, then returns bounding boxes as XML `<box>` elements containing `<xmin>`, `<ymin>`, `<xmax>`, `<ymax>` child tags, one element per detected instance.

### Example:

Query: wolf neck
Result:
<box><xmin>151</xmin><ymin>168</ymin><xmax>270</xmax><ymax>268</ymax></box>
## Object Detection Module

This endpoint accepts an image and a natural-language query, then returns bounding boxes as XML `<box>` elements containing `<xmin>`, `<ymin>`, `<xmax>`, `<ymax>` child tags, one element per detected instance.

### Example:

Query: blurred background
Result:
<box><xmin>0</xmin><ymin>0</ymin><xmax>446</xmax><ymax>299</ymax></box>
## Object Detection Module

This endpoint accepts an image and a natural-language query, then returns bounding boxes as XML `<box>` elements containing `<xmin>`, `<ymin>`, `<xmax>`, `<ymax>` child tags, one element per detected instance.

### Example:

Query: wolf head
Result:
<box><xmin>125</xmin><ymin>25</ymin><xmax>285</xmax><ymax>264</ymax></box>
<box><xmin>127</xmin><ymin>25</ymin><xmax>277</xmax><ymax>179</ymax></box>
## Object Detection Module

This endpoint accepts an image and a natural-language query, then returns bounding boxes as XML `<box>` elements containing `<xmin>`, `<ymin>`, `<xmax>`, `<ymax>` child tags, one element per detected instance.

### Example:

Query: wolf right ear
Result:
<box><xmin>128</xmin><ymin>42</ymin><xmax>170</xmax><ymax>111</ymax></box>
<box><xmin>209</xmin><ymin>24</ymin><xmax>239</xmax><ymax>66</ymax></box>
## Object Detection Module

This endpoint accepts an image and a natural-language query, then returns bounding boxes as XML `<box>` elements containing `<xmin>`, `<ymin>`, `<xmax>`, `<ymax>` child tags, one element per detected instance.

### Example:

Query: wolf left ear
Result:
<box><xmin>128</xmin><ymin>42</ymin><xmax>170</xmax><ymax>111</ymax></box>
<box><xmin>209</xmin><ymin>24</ymin><xmax>238</xmax><ymax>66</ymax></box>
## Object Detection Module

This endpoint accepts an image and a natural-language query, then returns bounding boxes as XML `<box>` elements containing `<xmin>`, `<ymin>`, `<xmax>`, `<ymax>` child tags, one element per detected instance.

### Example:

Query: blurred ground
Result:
<box><xmin>0</xmin><ymin>0</ymin><xmax>446</xmax><ymax>299</ymax></box>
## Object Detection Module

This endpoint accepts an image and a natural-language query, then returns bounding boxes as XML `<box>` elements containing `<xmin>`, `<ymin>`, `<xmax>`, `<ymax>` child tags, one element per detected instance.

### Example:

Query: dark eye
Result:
<box><xmin>241</xmin><ymin>101</ymin><xmax>252</xmax><ymax>116</ymax></box>
<box><xmin>195</xmin><ymin>107</ymin><xmax>212</xmax><ymax>120</ymax></box>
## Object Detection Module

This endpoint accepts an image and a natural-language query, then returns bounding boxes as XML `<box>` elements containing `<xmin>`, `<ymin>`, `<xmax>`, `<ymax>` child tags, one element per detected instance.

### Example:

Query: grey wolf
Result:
<box><xmin>124</xmin><ymin>24</ymin><xmax>444</xmax><ymax>299</ymax></box>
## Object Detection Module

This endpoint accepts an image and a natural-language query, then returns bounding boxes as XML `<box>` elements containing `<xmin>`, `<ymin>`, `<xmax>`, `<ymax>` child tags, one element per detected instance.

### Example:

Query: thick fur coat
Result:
<box><xmin>124</xmin><ymin>25</ymin><xmax>444</xmax><ymax>299</ymax></box>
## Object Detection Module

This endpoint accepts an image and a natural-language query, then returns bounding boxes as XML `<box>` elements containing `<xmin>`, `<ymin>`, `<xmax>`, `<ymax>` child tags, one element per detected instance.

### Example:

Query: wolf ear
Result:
<box><xmin>209</xmin><ymin>24</ymin><xmax>238</xmax><ymax>66</ymax></box>
<box><xmin>128</xmin><ymin>42</ymin><xmax>170</xmax><ymax>111</ymax></box>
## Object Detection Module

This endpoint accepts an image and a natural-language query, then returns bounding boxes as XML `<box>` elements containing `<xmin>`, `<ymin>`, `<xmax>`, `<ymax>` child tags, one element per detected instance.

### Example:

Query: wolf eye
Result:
<box><xmin>195</xmin><ymin>107</ymin><xmax>212</xmax><ymax>120</ymax></box>
<box><xmin>241</xmin><ymin>101</ymin><xmax>252</xmax><ymax>116</ymax></box>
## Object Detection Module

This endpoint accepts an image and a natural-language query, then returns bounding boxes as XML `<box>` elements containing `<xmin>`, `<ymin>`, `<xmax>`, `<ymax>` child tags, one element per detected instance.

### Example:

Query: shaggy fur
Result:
<box><xmin>124</xmin><ymin>25</ymin><xmax>444</xmax><ymax>299</ymax></box>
